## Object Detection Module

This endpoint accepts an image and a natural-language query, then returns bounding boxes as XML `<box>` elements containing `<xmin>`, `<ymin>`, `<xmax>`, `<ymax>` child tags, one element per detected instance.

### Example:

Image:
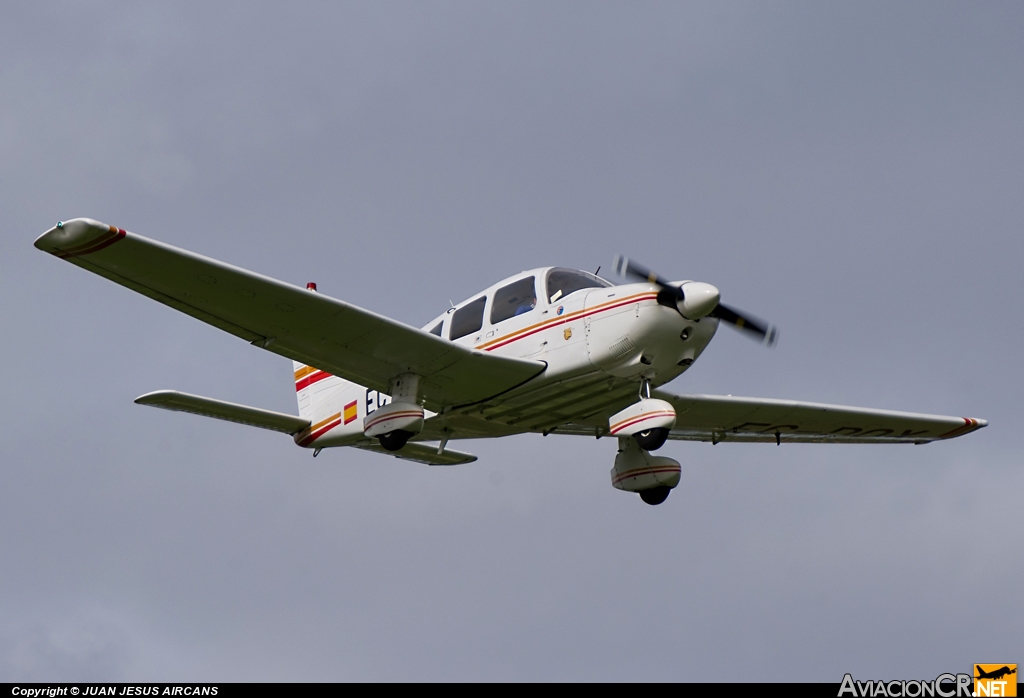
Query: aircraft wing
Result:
<box><xmin>35</xmin><ymin>218</ymin><xmax>545</xmax><ymax>409</ymax></box>
<box><xmin>135</xmin><ymin>390</ymin><xmax>311</xmax><ymax>434</ymax></box>
<box><xmin>651</xmin><ymin>391</ymin><xmax>986</xmax><ymax>444</ymax></box>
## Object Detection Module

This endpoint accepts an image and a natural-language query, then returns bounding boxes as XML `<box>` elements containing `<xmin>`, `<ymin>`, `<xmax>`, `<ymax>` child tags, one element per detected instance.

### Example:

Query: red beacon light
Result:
<box><xmin>306</xmin><ymin>282</ymin><xmax>317</xmax><ymax>292</ymax></box>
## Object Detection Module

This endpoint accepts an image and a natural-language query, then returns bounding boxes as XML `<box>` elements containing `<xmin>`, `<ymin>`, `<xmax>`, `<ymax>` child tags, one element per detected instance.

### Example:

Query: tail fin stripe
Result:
<box><xmin>296</xmin><ymin>370</ymin><xmax>332</xmax><ymax>392</ymax></box>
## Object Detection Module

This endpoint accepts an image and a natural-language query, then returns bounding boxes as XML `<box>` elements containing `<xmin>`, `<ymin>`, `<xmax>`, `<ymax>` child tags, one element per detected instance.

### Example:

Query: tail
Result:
<box><xmin>293</xmin><ymin>361</ymin><xmax>348</xmax><ymax>421</ymax></box>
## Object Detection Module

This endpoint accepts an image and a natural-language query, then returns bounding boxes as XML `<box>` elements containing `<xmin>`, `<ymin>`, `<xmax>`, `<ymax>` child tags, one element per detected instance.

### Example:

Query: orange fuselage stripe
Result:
<box><xmin>475</xmin><ymin>292</ymin><xmax>659</xmax><ymax>352</ymax></box>
<box><xmin>297</xmin><ymin>412</ymin><xmax>343</xmax><ymax>446</ymax></box>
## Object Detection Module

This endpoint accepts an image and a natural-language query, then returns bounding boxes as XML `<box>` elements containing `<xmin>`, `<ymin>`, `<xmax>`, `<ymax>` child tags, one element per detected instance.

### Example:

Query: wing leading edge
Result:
<box><xmin>35</xmin><ymin>218</ymin><xmax>545</xmax><ymax>409</ymax></box>
<box><xmin>653</xmin><ymin>391</ymin><xmax>986</xmax><ymax>444</ymax></box>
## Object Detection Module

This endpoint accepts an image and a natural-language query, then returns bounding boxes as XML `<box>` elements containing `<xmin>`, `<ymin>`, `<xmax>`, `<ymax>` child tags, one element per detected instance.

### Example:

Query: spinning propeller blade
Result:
<box><xmin>613</xmin><ymin>255</ymin><xmax>778</xmax><ymax>347</ymax></box>
<box><xmin>708</xmin><ymin>303</ymin><xmax>778</xmax><ymax>347</ymax></box>
<box><xmin>613</xmin><ymin>255</ymin><xmax>675</xmax><ymax>289</ymax></box>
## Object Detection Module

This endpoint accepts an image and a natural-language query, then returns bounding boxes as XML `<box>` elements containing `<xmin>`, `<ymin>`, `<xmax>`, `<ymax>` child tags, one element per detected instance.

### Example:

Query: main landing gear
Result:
<box><xmin>378</xmin><ymin>429</ymin><xmax>413</xmax><ymax>452</ymax></box>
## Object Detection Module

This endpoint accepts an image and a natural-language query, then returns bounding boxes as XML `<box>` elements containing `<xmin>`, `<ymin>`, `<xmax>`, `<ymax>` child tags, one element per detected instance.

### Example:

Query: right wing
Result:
<box><xmin>653</xmin><ymin>391</ymin><xmax>986</xmax><ymax>444</ymax></box>
<box><xmin>35</xmin><ymin>218</ymin><xmax>545</xmax><ymax>409</ymax></box>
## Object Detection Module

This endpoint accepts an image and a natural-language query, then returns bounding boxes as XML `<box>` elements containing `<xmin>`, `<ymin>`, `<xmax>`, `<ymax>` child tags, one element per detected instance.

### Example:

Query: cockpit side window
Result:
<box><xmin>449</xmin><ymin>296</ymin><xmax>487</xmax><ymax>341</ymax></box>
<box><xmin>546</xmin><ymin>268</ymin><xmax>611</xmax><ymax>303</ymax></box>
<box><xmin>490</xmin><ymin>276</ymin><xmax>537</xmax><ymax>324</ymax></box>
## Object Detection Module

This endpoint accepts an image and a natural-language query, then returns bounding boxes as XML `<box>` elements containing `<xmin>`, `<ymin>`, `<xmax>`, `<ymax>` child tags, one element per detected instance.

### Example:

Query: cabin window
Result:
<box><xmin>449</xmin><ymin>296</ymin><xmax>486</xmax><ymax>340</ymax></box>
<box><xmin>546</xmin><ymin>268</ymin><xmax>611</xmax><ymax>303</ymax></box>
<box><xmin>490</xmin><ymin>276</ymin><xmax>537</xmax><ymax>324</ymax></box>
<box><xmin>428</xmin><ymin>321</ymin><xmax>443</xmax><ymax>336</ymax></box>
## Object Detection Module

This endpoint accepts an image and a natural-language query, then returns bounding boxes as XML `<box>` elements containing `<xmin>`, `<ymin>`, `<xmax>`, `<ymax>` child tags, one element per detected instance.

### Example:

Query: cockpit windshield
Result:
<box><xmin>545</xmin><ymin>268</ymin><xmax>612</xmax><ymax>304</ymax></box>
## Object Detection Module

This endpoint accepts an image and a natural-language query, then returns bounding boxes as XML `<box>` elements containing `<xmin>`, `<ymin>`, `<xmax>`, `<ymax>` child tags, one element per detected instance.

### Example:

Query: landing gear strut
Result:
<box><xmin>378</xmin><ymin>429</ymin><xmax>413</xmax><ymax>452</ymax></box>
<box><xmin>639</xmin><ymin>486</ymin><xmax>671</xmax><ymax>506</ymax></box>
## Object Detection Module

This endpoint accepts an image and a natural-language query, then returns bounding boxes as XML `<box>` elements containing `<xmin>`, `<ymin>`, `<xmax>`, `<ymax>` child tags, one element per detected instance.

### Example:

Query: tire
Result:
<box><xmin>639</xmin><ymin>486</ymin><xmax>671</xmax><ymax>505</ymax></box>
<box><xmin>634</xmin><ymin>427</ymin><xmax>669</xmax><ymax>451</ymax></box>
<box><xmin>378</xmin><ymin>429</ymin><xmax>413</xmax><ymax>452</ymax></box>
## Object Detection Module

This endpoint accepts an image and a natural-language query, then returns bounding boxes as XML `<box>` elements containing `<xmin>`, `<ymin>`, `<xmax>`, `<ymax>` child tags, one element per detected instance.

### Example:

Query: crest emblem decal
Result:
<box><xmin>564</xmin><ymin>327</ymin><xmax>572</xmax><ymax>340</ymax></box>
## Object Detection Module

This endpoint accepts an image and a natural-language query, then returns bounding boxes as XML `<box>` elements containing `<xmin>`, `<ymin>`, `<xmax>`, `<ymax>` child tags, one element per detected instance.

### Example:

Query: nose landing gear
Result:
<box><xmin>639</xmin><ymin>485</ymin><xmax>671</xmax><ymax>506</ymax></box>
<box><xmin>634</xmin><ymin>427</ymin><xmax>670</xmax><ymax>451</ymax></box>
<box><xmin>610</xmin><ymin>437</ymin><xmax>680</xmax><ymax>506</ymax></box>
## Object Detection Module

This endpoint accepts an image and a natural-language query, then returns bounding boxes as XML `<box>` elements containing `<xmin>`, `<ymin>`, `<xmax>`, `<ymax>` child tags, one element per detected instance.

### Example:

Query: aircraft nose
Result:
<box><xmin>679</xmin><ymin>282</ymin><xmax>720</xmax><ymax>319</ymax></box>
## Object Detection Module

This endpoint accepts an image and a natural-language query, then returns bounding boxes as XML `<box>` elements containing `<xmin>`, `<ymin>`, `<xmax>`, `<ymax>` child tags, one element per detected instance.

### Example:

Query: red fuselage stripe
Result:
<box><xmin>298</xmin><ymin>418</ymin><xmax>342</xmax><ymax>446</ymax></box>
<box><xmin>295</xmin><ymin>370</ymin><xmax>332</xmax><ymax>392</ymax></box>
<box><xmin>478</xmin><ymin>292</ymin><xmax>659</xmax><ymax>352</ymax></box>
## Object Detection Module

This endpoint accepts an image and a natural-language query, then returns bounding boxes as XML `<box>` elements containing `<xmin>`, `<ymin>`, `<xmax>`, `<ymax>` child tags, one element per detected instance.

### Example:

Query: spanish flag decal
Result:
<box><xmin>343</xmin><ymin>400</ymin><xmax>358</xmax><ymax>425</ymax></box>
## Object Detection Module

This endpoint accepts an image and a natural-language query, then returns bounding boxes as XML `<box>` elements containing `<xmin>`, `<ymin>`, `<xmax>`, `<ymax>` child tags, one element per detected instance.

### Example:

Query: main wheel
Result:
<box><xmin>634</xmin><ymin>427</ymin><xmax>669</xmax><ymax>451</ymax></box>
<box><xmin>378</xmin><ymin>429</ymin><xmax>413</xmax><ymax>452</ymax></box>
<box><xmin>639</xmin><ymin>486</ymin><xmax>671</xmax><ymax>505</ymax></box>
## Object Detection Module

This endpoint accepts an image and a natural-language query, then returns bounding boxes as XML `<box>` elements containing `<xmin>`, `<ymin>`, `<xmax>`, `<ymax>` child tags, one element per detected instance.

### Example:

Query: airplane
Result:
<box><xmin>976</xmin><ymin>666</ymin><xmax>1016</xmax><ymax>681</ymax></box>
<box><xmin>34</xmin><ymin>218</ymin><xmax>987</xmax><ymax>505</ymax></box>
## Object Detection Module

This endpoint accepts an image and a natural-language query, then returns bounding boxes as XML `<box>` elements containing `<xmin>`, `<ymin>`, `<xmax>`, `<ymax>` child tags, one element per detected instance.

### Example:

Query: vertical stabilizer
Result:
<box><xmin>293</xmin><ymin>361</ymin><xmax>348</xmax><ymax>422</ymax></box>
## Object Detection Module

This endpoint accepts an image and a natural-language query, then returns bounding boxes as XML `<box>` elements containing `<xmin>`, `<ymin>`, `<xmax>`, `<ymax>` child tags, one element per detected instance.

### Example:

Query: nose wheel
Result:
<box><xmin>639</xmin><ymin>486</ymin><xmax>671</xmax><ymax>505</ymax></box>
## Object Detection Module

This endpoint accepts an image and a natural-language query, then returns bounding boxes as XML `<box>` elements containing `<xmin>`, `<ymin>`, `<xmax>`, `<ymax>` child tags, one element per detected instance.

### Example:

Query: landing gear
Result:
<box><xmin>634</xmin><ymin>427</ymin><xmax>669</xmax><ymax>451</ymax></box>
<box><xmin>639</xmin><ymin>486</ymin><xmax>671</xmax><ymax>505</ymax></box>
<box><xmin>378</xmin><ymin>429</ymin><xmax>413</xmax><ymax>452</ymax></box>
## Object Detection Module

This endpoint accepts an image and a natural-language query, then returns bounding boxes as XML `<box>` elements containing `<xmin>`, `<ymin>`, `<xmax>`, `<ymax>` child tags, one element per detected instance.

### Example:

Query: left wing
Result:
<box><xmin>35</xmin><ymin>218</ymin><xmax>545</xmax><ymax>409</ymax></box>
<box><xmin>135</xmin><ymin>390</ymin><xmax>311</xmax><ymax>434</ymax></box>
<box><xmin>652</xmin><ymin>391</ymin><xmax>986</xmax><ymax>444</ymax></box>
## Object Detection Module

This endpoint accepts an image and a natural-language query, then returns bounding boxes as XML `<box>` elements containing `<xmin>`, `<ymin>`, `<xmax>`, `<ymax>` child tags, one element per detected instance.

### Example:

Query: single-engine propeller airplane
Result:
<box><xmin>35</xmin><ymin>218</ymin><xmax>986</xmax><ymax>505</ymax></box>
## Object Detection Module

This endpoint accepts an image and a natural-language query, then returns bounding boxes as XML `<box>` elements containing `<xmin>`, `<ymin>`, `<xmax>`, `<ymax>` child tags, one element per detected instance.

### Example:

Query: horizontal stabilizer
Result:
<box><xmin>355</xmin><ymin>441</ymin><xmax>477</xmax><ymax>466</ymax></box>
<box><xmin>135</xmin><ymin>390</ymin><xmax>310</xmax><ymax>435</ymax></box>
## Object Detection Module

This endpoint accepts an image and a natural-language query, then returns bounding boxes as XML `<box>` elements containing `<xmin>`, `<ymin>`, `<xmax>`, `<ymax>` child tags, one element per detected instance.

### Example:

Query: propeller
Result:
<box><xmin>613</xmin><ymin>255</ymin><xmax>778</xmax><ymax>347</ymax></box>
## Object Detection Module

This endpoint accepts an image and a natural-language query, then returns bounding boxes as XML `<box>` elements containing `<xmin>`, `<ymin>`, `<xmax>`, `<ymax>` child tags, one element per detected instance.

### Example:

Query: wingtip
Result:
<box><xmin>134</xmin><ymin>390</ymin><xmax>177</xmax><ymax>406</ymax></box>
<box><xmin>34</xmin><ymin>217</ymin><xmax>125</xmax><ymax>258</ymax></box>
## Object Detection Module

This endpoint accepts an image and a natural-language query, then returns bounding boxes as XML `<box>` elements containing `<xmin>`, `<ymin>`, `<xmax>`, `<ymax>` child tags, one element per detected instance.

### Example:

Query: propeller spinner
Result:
<box><xmin>613</xmin><ymin>255</ymin><xmax>778</xmax><ymax>347</ymax></box>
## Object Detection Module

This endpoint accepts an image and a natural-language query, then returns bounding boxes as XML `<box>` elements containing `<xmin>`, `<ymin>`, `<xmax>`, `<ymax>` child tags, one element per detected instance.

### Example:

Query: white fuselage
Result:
<box><xmin>299</xmin><ymin>267</ymin><xmax>717</xmax><ymax>448</ymax></box>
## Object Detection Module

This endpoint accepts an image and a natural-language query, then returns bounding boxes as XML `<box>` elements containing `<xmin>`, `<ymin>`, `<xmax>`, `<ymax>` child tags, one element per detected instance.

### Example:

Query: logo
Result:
<box><xmin>557</xmin><ymin>305</ymin><xmax>564</xmax><ymax>315</ymax></box>
<box><xmin>840</xmin><ymin>673</ymin><xmax>971</xmax><ymax>697</ymax></box>
<box><xmin>564</xmin><ymin>327</ymin><xmax>572</xmax><ymax>340</ymax></box>
<box><xmin>975</xmin><ymin>665</ymin><xmax>1016</xmax><ymax>697</ymax></box>
<box><xmin>838</xmin><ymin>667</ymin><xmax>1018</xmax><ymax>698</ymax></box>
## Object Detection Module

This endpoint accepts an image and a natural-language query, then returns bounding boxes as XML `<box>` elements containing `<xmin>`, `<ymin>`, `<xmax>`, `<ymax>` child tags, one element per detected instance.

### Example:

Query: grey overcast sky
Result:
<box><xmin>1</xmin><ymin>1</ymin><xmax>1021</xmax><ymax>681</ymax></box>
